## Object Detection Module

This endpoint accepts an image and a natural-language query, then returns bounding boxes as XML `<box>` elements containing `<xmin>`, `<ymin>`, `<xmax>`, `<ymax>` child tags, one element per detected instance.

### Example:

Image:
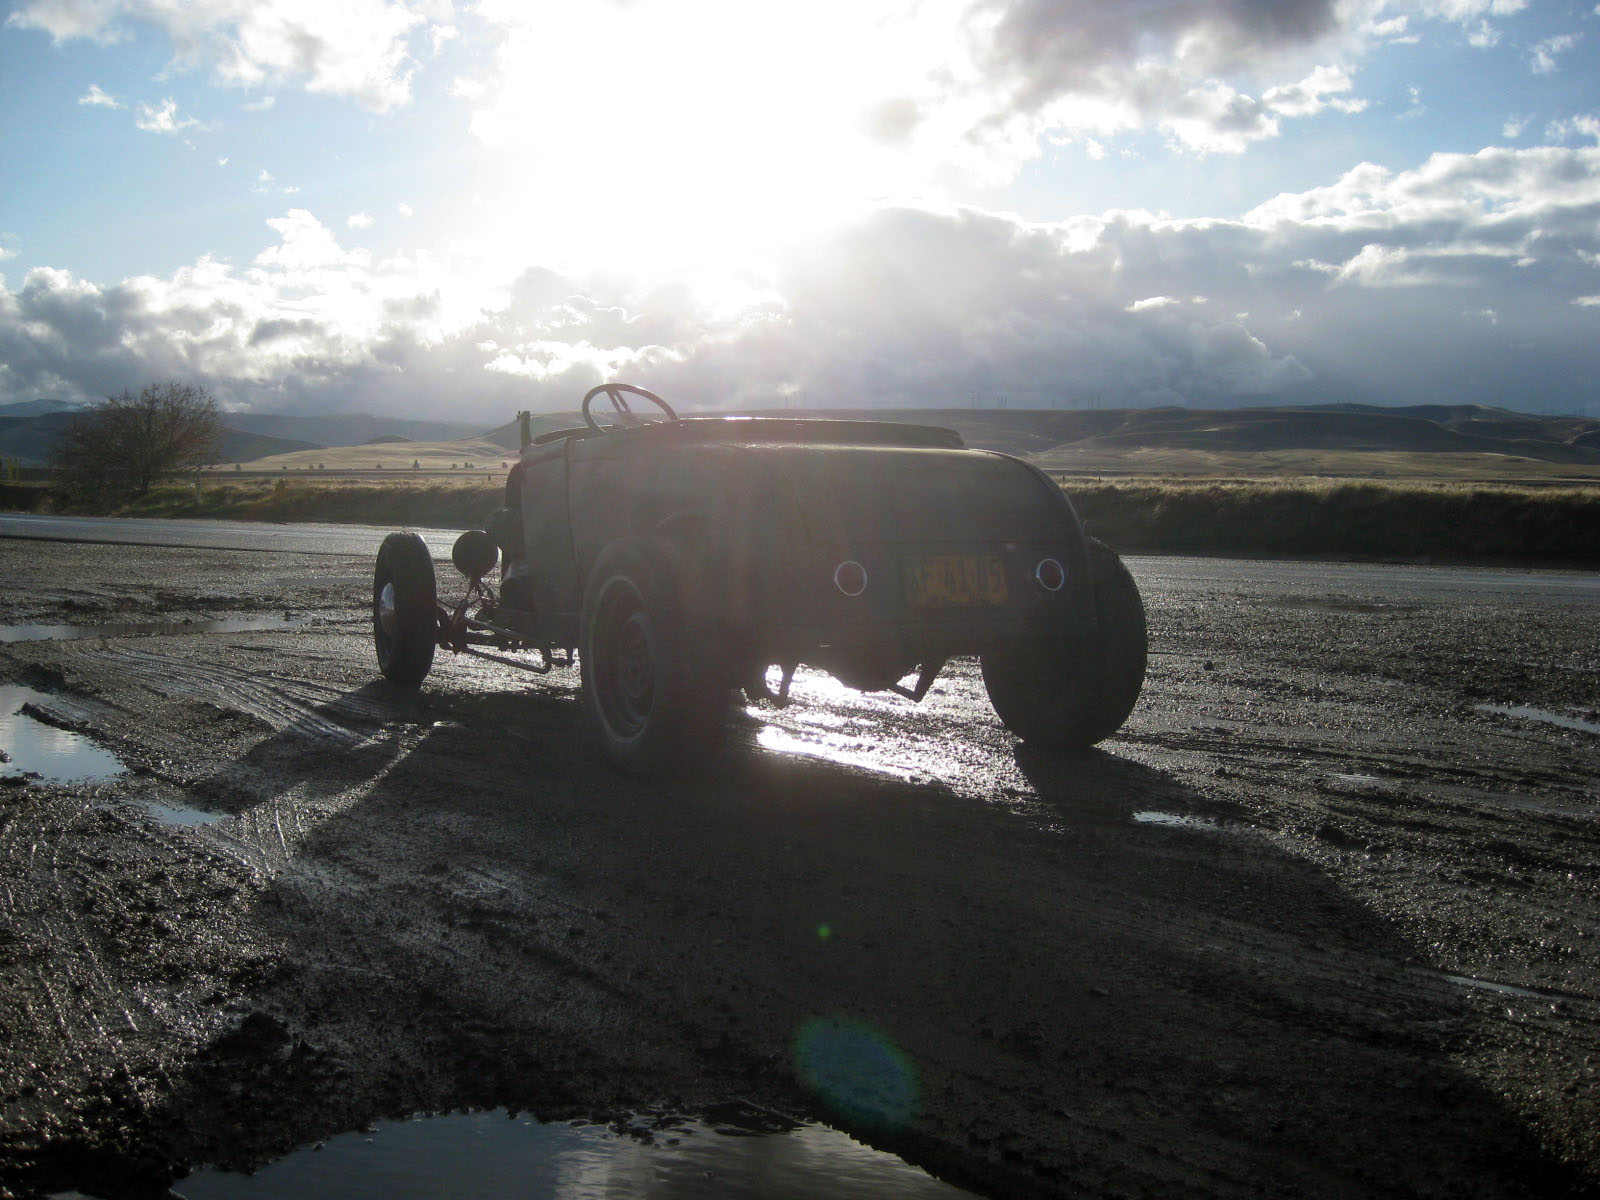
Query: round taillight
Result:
<box><xmin>1034</xmin><ymin>557</ymin><xmax>1066</xmax><ymax>592</ymax></box>
<box><xmin>834</xmin><ymin>560</ymin><xmax>868</xmax><ymax>597</ymax></box>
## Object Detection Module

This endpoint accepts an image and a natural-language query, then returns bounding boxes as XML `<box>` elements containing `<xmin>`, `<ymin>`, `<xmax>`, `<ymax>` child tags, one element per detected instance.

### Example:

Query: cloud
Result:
<box><xmin>1547</xmin><ymin>114</ymin><xmax>1600</xmax><ymax>143</ymax></box>
<box><xmin>78</xmin><ymin>84</ymin><xmax>122</xmax><ymax>109</ymax></box>
<box><xmin>7</xmin><ymin>0</ymin><xmax>443</xmax><ymax>112</ymax></box>
<box><xmin>133</xmin><ymin>97</ymin><xmax>205</xmax><ymax>135</ymax></box>
<box><xmin>5</xmin><ymin>134</ymin><xmax>1600</xmax><ymax>418</ymax></box>
<box><xmin>1530</xmin><ymin>32</ymin><xmax>1580</xmax><ymax>74</ymax></box>
<box><xmin>952</xmin><ymin>0</ymin><xmax>1477</xmax><ymax>156</ymax></box>
<box><xmin>347</xmin><ymin>212</ymin><xmax>374</xmax><ymax>229</ymax></box>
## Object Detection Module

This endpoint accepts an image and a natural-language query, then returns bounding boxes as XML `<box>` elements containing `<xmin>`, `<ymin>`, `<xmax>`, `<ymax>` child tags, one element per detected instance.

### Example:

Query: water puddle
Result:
<box><xmin>138</xmin><ymin>799</ymin><xmax>228</xmax><ymax>827</ymax></box>
<box><xmin>174</xmin><ymin>1109</ymin><xmax>972</xmax><ymax>1199</ymax></box>
<box><xmin>0</xmin><ymin>685</ymin><xmax>127</xmax><ymax>784</ymax></box>
<box><xmin>1422</xmin><ymin>970</ymin><xmax>1588</xmax><ymax>1005</ymax></box>
<box><xmin>1327</xmin><ymin>772</ymin><xmax>1387</xmax><ymax>789</ymax></box>
<box><xmin>1133</xmin><ymin>810</ymin><xmax>1222</xmax><ymax>832</ymax></box>
<box><xmin>1477</xmin><ymin>704</ymin><xmax>1600</xmax><ymax>735</ymax></box>
<box><xmin>0</xmin><ymin>615</ymin><xmax>308</xmax><ymax>644</ymax></box>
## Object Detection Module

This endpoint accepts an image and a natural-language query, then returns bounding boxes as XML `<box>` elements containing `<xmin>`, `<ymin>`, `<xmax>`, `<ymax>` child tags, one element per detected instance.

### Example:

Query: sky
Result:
<box><xmin>2</xmin><ymin>0</ymin><xmax>1599</xmax><ymax>421</ymax></box>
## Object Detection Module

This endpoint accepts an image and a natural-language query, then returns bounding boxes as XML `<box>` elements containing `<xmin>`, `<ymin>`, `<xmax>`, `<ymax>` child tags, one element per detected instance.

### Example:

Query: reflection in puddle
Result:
<box><xmin>1327</xmin><ymin>772</ymin><xmax>1386</xmax><ymax>789</ymax></box>
<box><xmin>1133</xmin><ymin>810</ymin><xmax>1222</xmax><ymax>832</ymax></box>
<box><xmin>175</xmin><ymin>1110</ymin><xmax>971</xmax><ymax>1199</ymax></box>
<box><xmin>754</xmin><ymin>723</ymin><xmax>905</xmax><ymax>779</ymax></box>
<box><xmin>139</xmin><ymin>799</ymin><xmax>227</xmax><ymax>827</ymax></box>
<box><xmin>0</xmin><ymin>685</ymin><xmax>127</xmax><ymax>784</ymax></box>
<box><xmin>1430</xmin><ymin>972</ymin><xmax>1560</xmax><ymax>1002</ymax></box>
<box><xmin>1477</xmin><ymin>703</ymin><xmax>1600</xmax><ymax>735</ymax></box>
<box><xmin>0</xmin><ymin>615</ymin><xmax>308</xmax><ymax>643</ymax></box>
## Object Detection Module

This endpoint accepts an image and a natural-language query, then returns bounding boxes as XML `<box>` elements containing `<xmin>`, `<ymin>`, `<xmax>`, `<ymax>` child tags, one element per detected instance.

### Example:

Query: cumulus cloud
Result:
<box><xmin>5</xmin><ymin>133</ymin><xmax>1600</xmax><ymax>418</ymax></box>
<box><xmin>1530</xmin><ymin>33</ymin><xmax>1579</xmax><ymax>74</ymax></box>
<box><xmin>6</xmin><ymin>0</ymin><xmax>444</xmax><ymax>112</ymax></box>
<box><xmin>133</xmin><ymin>98</ymin><xmax>205</xmax><ymax>135</ymax></box>
<box><xmin>78</xmin><ymin>84</ymin><xmax>122</xmax><ymax>109</ymax></box>
<box><xmin>952</xmin><ymin>0</ymin><xmax>1505</xmax><ymax>155</ymax></box>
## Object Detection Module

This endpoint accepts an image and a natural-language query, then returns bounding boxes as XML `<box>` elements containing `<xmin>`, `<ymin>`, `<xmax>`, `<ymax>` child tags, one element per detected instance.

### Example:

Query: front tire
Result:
<box><xmin>982</xmin><ymin>537</ymin><xmax>1146</xmax><ymax>747</ymax></box>
<box><xmin>373</xmin><ymin>532</ymin><xmax>437</xmax><ymax>685</ymax></box>
<box><xmin>580</xmin><ymin>536</ymin><xmax>726</xmax><ymax>779</ymax></box>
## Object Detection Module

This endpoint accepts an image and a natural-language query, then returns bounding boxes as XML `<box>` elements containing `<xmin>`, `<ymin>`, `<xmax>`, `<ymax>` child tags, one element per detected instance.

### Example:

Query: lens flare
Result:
<box><xmin>793</xmin><ymin>1017</ymin><xmax>918</xmax><ymax>1130</ymax></box>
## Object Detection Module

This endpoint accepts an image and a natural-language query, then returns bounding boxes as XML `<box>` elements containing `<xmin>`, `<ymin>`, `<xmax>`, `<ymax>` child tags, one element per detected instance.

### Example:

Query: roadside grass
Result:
<box><xmin>1070</xmin><ymin>477</ymin><xmax>1600</xmax><ymax>564</ymax></box>
<box><xmin>7</xmin><ymin>474</ymin><xmax>1598</xmax><ymax>566</ymax></box>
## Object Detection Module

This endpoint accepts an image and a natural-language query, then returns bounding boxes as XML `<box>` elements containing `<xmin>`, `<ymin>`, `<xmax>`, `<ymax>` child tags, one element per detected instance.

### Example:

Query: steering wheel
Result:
<box><xmin>581</xmin><ymin>383</ymin><xmax>678</xmax><ymax>432</ymax></box>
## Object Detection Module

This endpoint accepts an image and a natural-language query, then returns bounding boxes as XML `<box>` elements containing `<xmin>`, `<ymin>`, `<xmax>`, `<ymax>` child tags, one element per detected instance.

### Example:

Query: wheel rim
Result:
<box><xmin>374</xmin><ymin>576</ymin><xmax>396</xmax><ymax>667</ymax></box>
<box><xmin>376</xmin><ymin>581</ymin><xmax>399</xmax><ymax>636</ymax></box>
<box><xmin>595</xmin><ymin>584</ymin><xmax>654</xmax><ymax>738</ymax></box>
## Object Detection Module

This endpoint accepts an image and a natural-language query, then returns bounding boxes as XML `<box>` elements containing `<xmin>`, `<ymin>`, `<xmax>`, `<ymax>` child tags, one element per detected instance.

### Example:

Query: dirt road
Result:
<box><xmin>0</xmin><ymin>536</ymin><xmax>1596</xmax><ymax>1198</ymax></box>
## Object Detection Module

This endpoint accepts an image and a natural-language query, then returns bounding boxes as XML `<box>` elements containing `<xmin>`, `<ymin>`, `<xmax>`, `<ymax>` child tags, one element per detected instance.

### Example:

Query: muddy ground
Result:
<box><xmin>0</xmin><ymin>538</ymin><xmax>1596</xmax><ymax>1198</ymax></box>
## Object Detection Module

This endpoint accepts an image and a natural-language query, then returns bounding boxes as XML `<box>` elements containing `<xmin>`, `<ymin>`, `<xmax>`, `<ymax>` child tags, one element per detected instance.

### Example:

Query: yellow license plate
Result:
<box><xmin>903</xmin><ymin>555</ymin><xmax>1008</xmax><ymax>608</ymax></box>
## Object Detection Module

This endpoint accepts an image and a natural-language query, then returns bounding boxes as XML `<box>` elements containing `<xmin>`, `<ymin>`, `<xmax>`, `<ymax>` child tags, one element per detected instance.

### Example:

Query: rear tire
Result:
<box><xmin>981</xmin><ymin>538</ymin><xmax>1146</xmax><ymax>747</ymax></box>
<box><xmin>580</xmin><ymin>536</ymin><xmax>726</xmax><ymax>778</ymax></box>
<box><xmin>374</xmin><ymin>532</ymin><xmax>437</xmax><ymax>685</ymax></box>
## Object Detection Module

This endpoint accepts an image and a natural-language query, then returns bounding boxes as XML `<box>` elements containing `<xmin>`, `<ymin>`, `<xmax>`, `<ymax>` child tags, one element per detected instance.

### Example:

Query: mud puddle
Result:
<box><xmin>174</xmin><ymin>1109</ymin><xmax>971</xmax><ymax>1199</ymax></box>
<box><xmin>0</xmin><ymin>615</ymin><xmax>309</xmax><ymax>644</ymax></box>
<box><xmin>135</xmin><ymin>798</ymin><xmax>228</xmax><ymax>827</ymax></box>
<box><xmin>1133</xmin><ymin>810</ymin><xmax>1226</xmax><ymax>832</ymax></box>
<box><xmin>0</xmin><ymin>683</ymin><xmax>127</xmax><ymax>783</ymax></box>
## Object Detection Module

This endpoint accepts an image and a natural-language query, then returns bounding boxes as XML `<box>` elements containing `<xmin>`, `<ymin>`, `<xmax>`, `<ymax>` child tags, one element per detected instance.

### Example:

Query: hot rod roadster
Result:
<box><xmin>373</xmin><ymin>384</ymin><xmax>1146</xmax><ymax>778</ymax></box>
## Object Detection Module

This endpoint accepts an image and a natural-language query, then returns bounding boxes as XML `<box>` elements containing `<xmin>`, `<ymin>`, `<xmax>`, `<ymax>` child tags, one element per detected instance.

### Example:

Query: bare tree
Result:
<box><xmin>54</xmin><ymin>382</ymin><xmax>223</xmax><ymax>503</ymax></box>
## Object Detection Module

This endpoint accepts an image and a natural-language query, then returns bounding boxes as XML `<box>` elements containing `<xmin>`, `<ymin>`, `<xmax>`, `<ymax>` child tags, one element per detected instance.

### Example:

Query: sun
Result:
<box><xmin>450</xmin><ymin>0</ymin><xmax>974</xmax><ymax>309</ymax></box>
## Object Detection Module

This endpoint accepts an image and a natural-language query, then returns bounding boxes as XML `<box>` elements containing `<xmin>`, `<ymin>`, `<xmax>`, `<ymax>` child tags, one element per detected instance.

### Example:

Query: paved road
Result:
<box><xmin>0</xmin><ymin>512</ymin><xmax>459</xmax><ymax>557</ymax></box>
<box><xmin>4</xmin><ymin>512</ymin><xmax>1596</xmax><ymax>602</ymax></box>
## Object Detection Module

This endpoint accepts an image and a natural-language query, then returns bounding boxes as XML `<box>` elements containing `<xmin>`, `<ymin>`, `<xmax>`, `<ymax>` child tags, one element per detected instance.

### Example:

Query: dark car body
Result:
<box><xmin>511</xmin><ymin>416</ymin><xmax>1097</xmax><ymax>689</ymax></box>
<box><xmin>372</xmin><ymin>386</ymin><xmax>1145</xmax><ymax>777</ymax></box>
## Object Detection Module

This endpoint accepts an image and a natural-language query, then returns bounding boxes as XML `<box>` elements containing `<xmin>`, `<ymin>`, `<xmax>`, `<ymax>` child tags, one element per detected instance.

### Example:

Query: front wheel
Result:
<box><xmin>981</xmin><ymin>537</ymin><xmax>1146</xmax><ymax>747</ymax></box>
<box><xmin>373</xmin><ymin>531</ymin><xmax>437</xmax><ymax>685</ymax></box>
<box><xmin>579</xmin><ymin>536</ymin><xmax>726</xmax><ymax>778</ymax></box>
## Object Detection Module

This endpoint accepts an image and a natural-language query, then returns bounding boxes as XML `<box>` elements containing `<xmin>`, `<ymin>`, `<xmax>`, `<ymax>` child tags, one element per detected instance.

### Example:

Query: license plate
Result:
<box><xmin>903</xmin><ymin>555</ymin><xmax>1008</xmax><ymax>608</ymax></box>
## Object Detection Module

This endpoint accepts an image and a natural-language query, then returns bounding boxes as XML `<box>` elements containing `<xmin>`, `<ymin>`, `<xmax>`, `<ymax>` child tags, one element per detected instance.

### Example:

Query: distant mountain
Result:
<box><xmin>216</xmin><ymin>430</ymin><xmax>322</xmax><ymax>462</ymax></box>
<box><xmin>0</xmin><ymin>411</ymin><xmax>81</xmax><ymax>465</ymax></box>
<box><xmin>0</xmin><ymin>398</ymin><xmax>88</xmax><ymax>418</ymax></box>
<box><xmin>781</xmin><ymin>402</ymin><xmax>1600</xmax><ymax>465</ymax></box>
<box><xmin>477</xmin><ymin>402</ymin><xmax>1600</xmax><ymax>464</ymax></box>
<box><xmin>6</xmin><ymin>400</ymin><xmax>1595</xmax><ymax>471</ymax></box>
<box><xmin>223</xmin><ymin>412</ymin><xmax>487</xmax><ymax>447</ymax></box>
<box><xmin>0</xmin><ymin>409</ymin><xmax>319</xmax><ymax>467</ymax></box>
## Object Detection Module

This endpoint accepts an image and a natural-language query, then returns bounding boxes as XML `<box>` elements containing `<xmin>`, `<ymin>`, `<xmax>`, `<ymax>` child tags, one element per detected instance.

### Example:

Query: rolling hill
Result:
<box><xmin>0</xmin><ymin>410</ymin><xmax>322</xmax><ymax>467</ymax></box>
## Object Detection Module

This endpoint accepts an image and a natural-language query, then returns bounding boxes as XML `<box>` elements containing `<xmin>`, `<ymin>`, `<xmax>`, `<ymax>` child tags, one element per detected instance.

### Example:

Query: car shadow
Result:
<box><xmin>145</xmin><ymin>685</ymin><xmax>1589</xmax><ymax>1200</ymax></box>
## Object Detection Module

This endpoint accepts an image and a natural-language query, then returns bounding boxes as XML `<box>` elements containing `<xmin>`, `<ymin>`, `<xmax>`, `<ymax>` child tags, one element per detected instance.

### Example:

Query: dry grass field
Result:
<box><xmin>236</xmin><ymin>438</ymin><xmax>517</xmax><ymax>474</ymax></box>
<box><xmin>1032</xmin><ymin>445</ymin><xmax>1600</xmax><ymax>485</ymax></box>
<box><xmin>8</xmin><ymin>403</ymin><xmax>1597</xmax><ymax>563</ymax></box>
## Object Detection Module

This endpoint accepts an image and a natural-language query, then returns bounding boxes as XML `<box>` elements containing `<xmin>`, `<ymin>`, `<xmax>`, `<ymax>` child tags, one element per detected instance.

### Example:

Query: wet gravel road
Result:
<box><xmin>0</xmin><ymin>529</ymin><xmax>1596</xmax><ymax>1198</ymax></box>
